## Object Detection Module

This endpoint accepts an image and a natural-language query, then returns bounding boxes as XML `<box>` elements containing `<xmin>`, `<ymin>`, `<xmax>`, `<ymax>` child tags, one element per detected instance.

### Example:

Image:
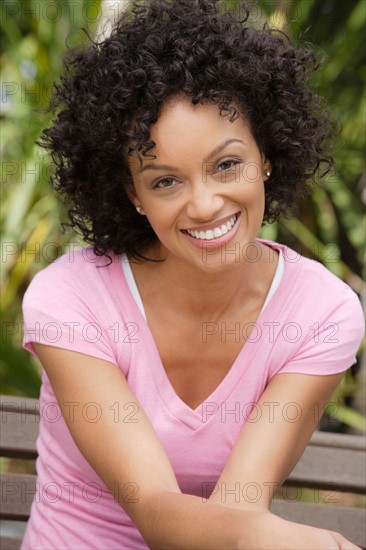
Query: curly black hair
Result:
<box><xmin>40</xmin><ymin>0</ymin><xmax>333</xmax><ymax>262</ymax></box>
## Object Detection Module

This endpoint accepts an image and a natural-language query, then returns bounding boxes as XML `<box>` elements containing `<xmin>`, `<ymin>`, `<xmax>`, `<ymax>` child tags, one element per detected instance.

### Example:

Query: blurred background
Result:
<box><xmin>1</xmin><ymin>0</ymin><xmax>365</xmax><ymax>434</ymax></box>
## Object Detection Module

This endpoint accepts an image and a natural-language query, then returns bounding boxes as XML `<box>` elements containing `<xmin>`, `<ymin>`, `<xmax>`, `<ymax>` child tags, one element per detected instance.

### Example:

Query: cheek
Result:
<box><xmin>243</xmin><ymin>162</ymin><xmax>263</xmax><ymax>183</ymax></box>
<box><xmin>237</xmin><ymin>176</ymin><xmax>265</xmax><ymax>207</ymax></box>
<box><xmin>145</xmin><ymin>206</ymin><xmax>178</xmax><ymax>236</ymax></box>
<box><xmin>238</xmin><ymin>161</ymin><xmax>265</xmax><ymax>195</ymax></box>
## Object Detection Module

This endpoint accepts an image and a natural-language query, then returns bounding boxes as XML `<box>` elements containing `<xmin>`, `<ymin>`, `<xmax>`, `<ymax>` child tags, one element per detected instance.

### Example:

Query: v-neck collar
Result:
<box><xmin>118</xmin><ymin>239</ymin><xmax>300</xmax><ymax>430</ymax></box>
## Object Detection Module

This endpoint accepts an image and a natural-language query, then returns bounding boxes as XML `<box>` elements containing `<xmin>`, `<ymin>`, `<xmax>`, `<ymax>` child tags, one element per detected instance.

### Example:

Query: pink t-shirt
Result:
<box><xmin>21</xmin><ymin>239</ymin><xmax>364</xmax><ymax>549</ymax></box>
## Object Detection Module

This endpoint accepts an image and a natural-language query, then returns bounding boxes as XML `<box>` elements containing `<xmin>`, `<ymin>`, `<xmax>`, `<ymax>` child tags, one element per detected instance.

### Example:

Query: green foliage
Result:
<box><xmin>1</xmin><ymin>0</ymin><xmax>102</xmax><ymax>395</ymax></box>
<box><xmin>1</xmin><ymin>0</ymin><xmax>364</xmax><ymax>430</ymax></box>
<box><xmin>257</xmin><ymin>0</ymin><xmax>365</xmax><ymax>430</ymax></box>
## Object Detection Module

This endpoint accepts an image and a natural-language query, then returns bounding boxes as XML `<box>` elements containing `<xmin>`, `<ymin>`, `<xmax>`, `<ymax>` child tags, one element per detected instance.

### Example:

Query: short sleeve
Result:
<box><xmin>22</xmin><ymin>263</ymin><xmax>118</xmax><ymax>366</ymax></box>
<box><xmin>277</xmin><ymin>287</ymin><xmax>365</xmax><ymax>376</ymax></box>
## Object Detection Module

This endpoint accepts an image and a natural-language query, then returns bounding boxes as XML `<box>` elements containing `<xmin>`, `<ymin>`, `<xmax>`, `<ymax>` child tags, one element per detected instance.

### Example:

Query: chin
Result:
<box><xmin>191</xmin><ymin>250</ymin><xmax>243</xmax><ymax>274</ymax></box>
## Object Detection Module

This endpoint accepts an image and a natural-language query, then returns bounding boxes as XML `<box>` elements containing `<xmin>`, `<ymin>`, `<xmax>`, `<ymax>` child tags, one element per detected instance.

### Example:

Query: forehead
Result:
<box><xmin>128</xmin><ymin>97</ymin><xmax>257</xmax><ymax>167</ymax></box>
<box><xmin>153</xmin><ymin>96</ymin><xmax>247</xmax><ymax>136</ymax></box>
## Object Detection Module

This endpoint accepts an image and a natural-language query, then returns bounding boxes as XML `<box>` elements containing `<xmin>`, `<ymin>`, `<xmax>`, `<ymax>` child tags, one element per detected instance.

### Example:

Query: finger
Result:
<box><xmin>336</xmin><ymin>534</ymin><xmax>361</xmax><ymax>550</ymax></box>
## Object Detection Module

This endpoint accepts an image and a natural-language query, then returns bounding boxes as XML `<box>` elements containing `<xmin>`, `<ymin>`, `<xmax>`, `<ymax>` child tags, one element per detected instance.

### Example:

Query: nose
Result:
<box><xmin>185</xmin><ymin>179</ymin><xmax>225</xmax><ymax>221</ymax></box>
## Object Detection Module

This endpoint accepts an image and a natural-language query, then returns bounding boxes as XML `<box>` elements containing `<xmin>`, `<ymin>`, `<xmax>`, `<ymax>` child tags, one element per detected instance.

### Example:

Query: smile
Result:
<box><xmin>182</xmin><ymin>214</ymin><xmax>239</xmax><ymax>241</ymax></box>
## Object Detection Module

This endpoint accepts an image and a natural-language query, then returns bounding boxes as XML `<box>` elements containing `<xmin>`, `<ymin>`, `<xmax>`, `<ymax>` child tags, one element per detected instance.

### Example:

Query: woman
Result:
<box><xmin>21</xmin><ymin>1</ymin><xmax>364</xmax><ymax>548</ymax></box>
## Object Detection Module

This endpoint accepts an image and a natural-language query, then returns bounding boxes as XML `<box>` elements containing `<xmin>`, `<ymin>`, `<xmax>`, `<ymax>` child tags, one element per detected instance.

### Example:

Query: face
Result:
<box><xmin>128</xmin><ymin>97</ymin><xmax>271</xmax><ymax>273</ymax></box>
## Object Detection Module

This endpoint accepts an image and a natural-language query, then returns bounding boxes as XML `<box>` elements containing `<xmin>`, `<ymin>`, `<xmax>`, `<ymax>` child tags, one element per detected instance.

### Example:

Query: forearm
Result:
<box><xmin>208</xmin><ymin>479</ymin><xmax>271</xmax><ymax>511</ymax></box>
<box><xmin>208</xmin><ymin>374</ymin><xmax>346</xmax><ymax>514</ymax></box>
<box><xmin>134</xmin><ymin>490</ymin><xmax>362</xmax><ymax>550</ymax></box>
<box><xmin>135</xmin><ymin>489</ymin><xmax>265</xmax><ymax>550</ymax></box>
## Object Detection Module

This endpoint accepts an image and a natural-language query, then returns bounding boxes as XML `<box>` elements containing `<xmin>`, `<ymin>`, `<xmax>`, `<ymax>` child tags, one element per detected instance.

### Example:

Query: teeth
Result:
<box><xmin>186</xmin><ymin>215</ymin><xmax>237</xmax><ymax>240</ymax></box>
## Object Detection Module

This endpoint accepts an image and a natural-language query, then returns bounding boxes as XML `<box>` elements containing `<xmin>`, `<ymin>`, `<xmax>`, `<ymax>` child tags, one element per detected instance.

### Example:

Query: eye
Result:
<box><xmin>216</xmin><ymin>159</ymin><xmax>241</xmax><ymax>172</ymax></box>
<box><xmin>153</xmin><ymin>177</ymin><xmax>177</xmax><ymax>189</ymax></box>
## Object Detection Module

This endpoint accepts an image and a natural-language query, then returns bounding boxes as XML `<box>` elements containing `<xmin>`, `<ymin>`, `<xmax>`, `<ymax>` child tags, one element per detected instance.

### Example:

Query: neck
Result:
<box><xmin>130</xmin><ymin>240</ymin><xmax>278</xmax><ymax>321</ymax></box>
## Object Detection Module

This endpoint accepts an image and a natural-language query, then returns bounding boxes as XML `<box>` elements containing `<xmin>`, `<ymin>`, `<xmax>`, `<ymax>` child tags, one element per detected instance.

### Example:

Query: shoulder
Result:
<box><xmin>260</xmin><ymin>238</ymin><xmax>364</xmax><ymax>330</ymax></box>
<box><xmin>21</xmin><ymin>247</ymin><xmax>126</xmax><ymax>365</ymax></box>
<box><xmin>260</xmin><ymin>238</ymin><xmax>358</xmax><ymax>297</ymax></box>
<box><xmin>32</xmin><ymin>246</ymin><xmax>120</xmax><ymax>278</ymax></box>
<box><xmin>24</xmin><ymin>247</ymin><xmax>121</xmax><ymax>296</ymax></box>
<box><xmin>288</xmin><ymin>246</ymin><xmax>362</xmax><ymax>318</ymax></box>
<box><xmin>22</xmin><ymin>247</ymin><xmax>128</xmax><ymax>320</ymax></box>
<box><xmin>260</xmin><ymin>240</ymin><xmax>364</xmax><ymax>376</ymax></box>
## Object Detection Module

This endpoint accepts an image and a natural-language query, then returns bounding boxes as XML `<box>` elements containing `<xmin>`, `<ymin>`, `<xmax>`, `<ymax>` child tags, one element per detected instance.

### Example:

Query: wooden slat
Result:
<box><xmin>1</xmin><ymin>394</ymin><xmax>365</xmax><ymax>547</ymax></box>
<box><xmin>0</xmin><ymin>396</ymin><xmax>39</xmax><ymax>415</ymax></box>
<box><xmin>286</xmin><ymin>443</ymin><xmax>365</xmax><ymax>493</ymax></box>
<box><xmin>271</xmin><ymin>500</ymin><xmax>366</xmax><ymax>549</ymax></box>
<box><xmin>0</xmin><ymin>536</ymin><xmax>22</xmax><ymax>550</ymax></box>
<box><xmin>0</xmin><ymin>395</ymin><xmax>39</xmax><ymax>458</ymax></box>
<box><xmin>0</xmin><ymin>473</ymin><xmax>36</xmax><ymax>520</ymax></box>
<box><xmin>0</xmin><ymin>412</ymin><xmax>38</xmax><ymax>459</ymax></box>
<box><xmin>309</xmin><ymin>430</ymin><xmax>366</xmax><ymax>451</ymax></box>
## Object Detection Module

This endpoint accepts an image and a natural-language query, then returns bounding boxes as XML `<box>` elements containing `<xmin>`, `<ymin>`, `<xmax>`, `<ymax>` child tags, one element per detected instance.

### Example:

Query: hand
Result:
<box><xmin>237</xmin><ymin>511</ymin><xmax>361</xmax><ymax>550</ymax></box>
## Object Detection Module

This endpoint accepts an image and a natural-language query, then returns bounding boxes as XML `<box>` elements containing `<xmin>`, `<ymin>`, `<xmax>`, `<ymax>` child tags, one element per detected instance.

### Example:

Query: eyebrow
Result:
<box><xmin>140</xmin><ymin>139</ymin><xmax>245</xmax><ymax>172</ymax></box>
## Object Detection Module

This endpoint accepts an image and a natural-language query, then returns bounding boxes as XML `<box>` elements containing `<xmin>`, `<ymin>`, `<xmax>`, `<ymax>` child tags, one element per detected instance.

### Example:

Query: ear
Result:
<box><xmin>126</xmin><ymin>184</ymin><xmax>138</xmax><ymax>207</ymax></box>
<box><xmin>262</xmin><ymin>155</ymin><xmax>272</xmax><ymax>182</ymax></box>
<box><xmin>126</xmin><ymin>185</ymin><xmax>145</xmax><ymax>215</ymax></box>
<box><xmin>124</xmin><ymin>145</ymin><xmax>146</xmax><ymax>214</ymax></box>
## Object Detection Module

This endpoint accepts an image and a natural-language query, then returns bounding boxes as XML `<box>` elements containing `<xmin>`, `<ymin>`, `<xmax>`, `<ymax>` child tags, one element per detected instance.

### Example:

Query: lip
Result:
<box><xmin>181</xmin><ymin>212</ymin><xmax>239</xmax><ymax>233</ymax></box>
<box><xmin>180</xmin><ymin>212</ymin><xmax>241</xmax><ymax>249</ymax></box>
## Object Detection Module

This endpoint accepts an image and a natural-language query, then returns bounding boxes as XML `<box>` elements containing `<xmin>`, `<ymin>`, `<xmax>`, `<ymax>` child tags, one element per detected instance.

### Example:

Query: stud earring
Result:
<box><xmin>265</xmin><ymin>170</ymin><xmax>271</xmax><ymax>177</ymax></box>
<box><xmin>136</xmin><ymin>205</ymin><xmax>143</xmax><ymax>214</ymax></box>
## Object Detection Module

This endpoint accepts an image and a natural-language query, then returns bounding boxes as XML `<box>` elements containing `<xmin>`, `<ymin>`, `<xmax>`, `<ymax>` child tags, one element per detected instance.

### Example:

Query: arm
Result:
<box><xmin>34</xmin><ymin>344</ymin><xmax>359</xmax><ymax>549</ymax></box>
<box><xmin>32</xmin><ymin>343</ymin><xmax>262</xmax><ymax>550</ymax></box>
<box><xmin>209</xmin><ymin>371</ymin><xmax>344</xmax><ymax>510</ymax></box>
<box><xmin>150</xmin><ymin>371</ymin><xmax>359</xmax><ymax>550</ymax></box>
<box><xmin>209</xmin><ymin>372</ymin><xmax>362</xmax><ymax>549</ymax></box>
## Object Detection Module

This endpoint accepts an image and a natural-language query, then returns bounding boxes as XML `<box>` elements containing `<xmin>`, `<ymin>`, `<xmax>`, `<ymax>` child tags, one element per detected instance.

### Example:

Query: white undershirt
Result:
<box><xmin>121</xmin><ymin>249</ymin><xmax>284</xmax><ymax>322</ymax></box>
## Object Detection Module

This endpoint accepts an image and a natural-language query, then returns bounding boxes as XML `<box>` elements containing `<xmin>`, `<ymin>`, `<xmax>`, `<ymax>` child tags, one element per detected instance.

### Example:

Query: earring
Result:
<box><xmin>265</xmin><ymin>170</ymin><xmax>271</xmax><ymax>177</ymax></box>
<box><xmin>136</xmin><ymin>205</ymin><xmax>143</xmax><ymax>214</ymax></box>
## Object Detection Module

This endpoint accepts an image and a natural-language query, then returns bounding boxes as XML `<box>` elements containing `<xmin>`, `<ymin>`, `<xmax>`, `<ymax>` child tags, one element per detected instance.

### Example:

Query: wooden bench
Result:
<box><xmin>1</xmin><ymin>394</ymin><xmax>365</xmax><ymax>549</ymax></box>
